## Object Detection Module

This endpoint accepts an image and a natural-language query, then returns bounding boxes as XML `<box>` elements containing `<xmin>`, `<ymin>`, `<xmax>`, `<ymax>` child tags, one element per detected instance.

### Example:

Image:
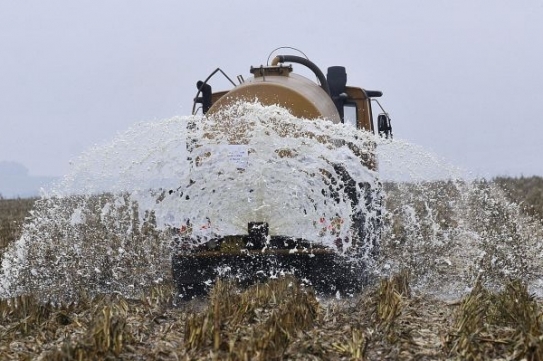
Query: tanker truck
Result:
<box><xmin>171</xmin><ymin>50</ymin><xmax>391</xmax><ymax>298</ymax></box>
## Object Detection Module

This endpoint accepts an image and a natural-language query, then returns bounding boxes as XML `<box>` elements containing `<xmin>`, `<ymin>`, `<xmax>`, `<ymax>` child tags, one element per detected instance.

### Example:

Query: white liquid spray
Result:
<box><xmin>0</xmin><ymin>103</ymin><xmax>541</xmax><ymax>301</ymax></box>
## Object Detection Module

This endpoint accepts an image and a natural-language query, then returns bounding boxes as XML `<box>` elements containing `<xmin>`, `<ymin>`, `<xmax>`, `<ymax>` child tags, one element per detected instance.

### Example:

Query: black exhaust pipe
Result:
<box><xmin>327</xmin><ymin>66</ymin><xmax>348</xmax><ymax>120</ymax></box>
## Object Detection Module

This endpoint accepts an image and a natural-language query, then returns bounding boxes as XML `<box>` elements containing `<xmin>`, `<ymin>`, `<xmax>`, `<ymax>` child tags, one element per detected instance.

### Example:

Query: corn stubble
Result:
<box><xmin>1</xmin><ymin>177</ymin><xmax>543</xmax><ymax>360</ymax></box>
<box><xmin>1</xmin><ymin>271</ymin><xmax>543</xmax><ymax>359</ymax></box>
<box><xmin>446</xmin><ymin>279</ymin><xmax>543</xmax><ymax>360</ymax></box>
<box><xmin>0</xmin><ymin>197</ymin><xmax>36</xmax><ymax>253</ymax></box>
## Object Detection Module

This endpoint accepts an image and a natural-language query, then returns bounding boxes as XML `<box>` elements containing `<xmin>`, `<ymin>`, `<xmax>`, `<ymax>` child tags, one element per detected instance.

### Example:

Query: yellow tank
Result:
<box><xmin>196</xmin><ymin>55</ymin><xmax>387</xmax><ymax>135</ymax></box>
<box><xmin>209</xmin><ymin>67</ymin><xmax>341</xmax><ymax>123</ymax></box>
<box><xmin>173</xmin><ymin>52</ymin><xmax>391</xmax><ymax>299</ymax></box>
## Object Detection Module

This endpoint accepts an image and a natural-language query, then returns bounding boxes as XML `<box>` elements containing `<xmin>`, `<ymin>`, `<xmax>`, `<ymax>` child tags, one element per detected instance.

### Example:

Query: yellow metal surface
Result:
<box><xmin>203</xmin><ymin>65</ymin><xmax>377</xmax><ymax>171</ymax></box>
<box><xmin>344</xmin><ymin>86</ymin><xmax>373</xmax><ymax>132</ymax></box>
<box><xmin>208</xmin><ymin>73</ymin><xmax>341</xmax><ymax>123</ymax></box>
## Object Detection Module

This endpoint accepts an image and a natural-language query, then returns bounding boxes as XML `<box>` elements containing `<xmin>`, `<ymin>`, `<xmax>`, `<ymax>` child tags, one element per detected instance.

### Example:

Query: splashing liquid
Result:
<box><xmin>0</xmin><ymin>103</ymin><xmax>381</xmax><ymax>300</ymax></box>
<box><xmin>1</xmin><ymin>103</ymin><xmax>541</xmax><ymax>301</ymax></box>
<box><xmin>376</xmin><ymin>139</ymin><xmax>543</xmax><ymax>298</ymax></box>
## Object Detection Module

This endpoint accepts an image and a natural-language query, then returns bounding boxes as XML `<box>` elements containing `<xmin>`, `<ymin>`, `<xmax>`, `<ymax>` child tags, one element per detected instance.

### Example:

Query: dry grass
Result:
<box><xmin>494</xmin><ymin>176</ymin><xmax>543</xmax><ymax>223</ymax></box>
<box><xmin>0</xmin><ymin>272</ymin><xmax>443</xmax><ymax>360</ymax></box>
<box><xmin>1</xmin><ymin>270</ymin><xmax>543</xmax><ymax>359</ymax></box>
<box><xmin>0</xmin><ymin>197</ymin><xmax>35</xmax><ymax>252</ymax></box>
<box><xmin>446</xmin><ymin>279</ymin><xmax>543</xmax><ymax>360</ymax></box>
<box><xmin>1</xmin><ymin>177</ymin><xmax>543</xmax><ymax>359</ymax></box>
<box><xmin>185</xmin><ymin>277</ymin><xmax>319</xmax><ymax>360</ymax></box>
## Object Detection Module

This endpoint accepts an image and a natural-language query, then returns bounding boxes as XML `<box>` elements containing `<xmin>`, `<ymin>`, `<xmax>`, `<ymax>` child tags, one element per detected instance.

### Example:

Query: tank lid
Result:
<box><xmin>250</xmin><ymin>65</ymin><xmax>292</xmax><ymax>78</ymax></box>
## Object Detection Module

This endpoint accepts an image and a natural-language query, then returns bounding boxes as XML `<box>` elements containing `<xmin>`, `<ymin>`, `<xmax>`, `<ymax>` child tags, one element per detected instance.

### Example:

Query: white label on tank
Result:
<box><xmin>222</xmin><ymin>145</ymin><xmax>248</xmax><ymax>170</ymax></box>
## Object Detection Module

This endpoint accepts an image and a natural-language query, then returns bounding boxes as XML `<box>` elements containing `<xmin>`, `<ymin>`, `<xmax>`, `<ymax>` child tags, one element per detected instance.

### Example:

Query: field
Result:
<box><xmin>1</xmin><ymin>177</ymin><xmax>543</xmax><ymax>360</ymax></box>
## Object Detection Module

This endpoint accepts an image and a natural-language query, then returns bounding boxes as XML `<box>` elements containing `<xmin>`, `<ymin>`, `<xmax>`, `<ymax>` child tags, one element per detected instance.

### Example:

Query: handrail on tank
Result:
<box><xmin>266</xmin><ymin>46</ymin><xmax>309</xmax><ymax>66</ymax></box>
<box><xmin>192</xmin><ymin>68</ymin><xmax>237</xmax><ymax>115</ymax></box>
<box><xmin>371</xmin><ymin>98</ymin><xmax>390</xmax><ymax>117</ymax></box>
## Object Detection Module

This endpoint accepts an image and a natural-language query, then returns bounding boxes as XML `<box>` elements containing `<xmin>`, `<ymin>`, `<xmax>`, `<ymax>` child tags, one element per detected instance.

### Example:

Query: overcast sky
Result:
<box><xmin>1</xmin><ymin>0</ymin><xmax>542</xmax><ymax>179</ymax></box>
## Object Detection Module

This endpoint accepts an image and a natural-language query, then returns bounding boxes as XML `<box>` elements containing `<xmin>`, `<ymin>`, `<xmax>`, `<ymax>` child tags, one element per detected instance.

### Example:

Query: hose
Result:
<box><xmin>271</xmin><ymin>55</ymin><xmax>331</xmax><ymax>96</ymax></box>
